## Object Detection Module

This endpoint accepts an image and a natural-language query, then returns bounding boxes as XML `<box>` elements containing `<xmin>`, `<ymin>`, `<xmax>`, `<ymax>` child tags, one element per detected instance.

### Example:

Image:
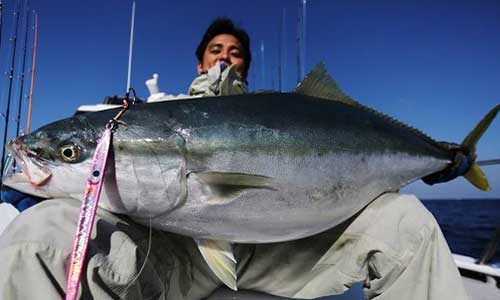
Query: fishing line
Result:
<box><xmin>127</xmin><ymin>129</ymin><xmax>169</xmax><ymax>198</ymax></box>
<box><xmin>123</xmin><ymin>216</ymin><xmax>153</xmax><ymax>294</ymax></box>
<box><xmin>124</xmin><ymin>118</ymin><xmax>187</xmax><ymax>216</ymax></box>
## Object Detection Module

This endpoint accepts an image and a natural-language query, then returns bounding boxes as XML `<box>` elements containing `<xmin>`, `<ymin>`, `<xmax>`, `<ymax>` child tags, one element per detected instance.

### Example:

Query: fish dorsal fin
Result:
<box><xmin>294</xmin><ymin>63</ymin><xmax>360</xmax><ymax>106</ymax></box>
<box><xmin>195</xmin><ymin>239</ymin><xmax>237</xmax><ymax>291</ymax></box>
<box><xmin>296</xmin><ymin>63</ymin><xmax>441</xmax><ymax>147</ymax></box>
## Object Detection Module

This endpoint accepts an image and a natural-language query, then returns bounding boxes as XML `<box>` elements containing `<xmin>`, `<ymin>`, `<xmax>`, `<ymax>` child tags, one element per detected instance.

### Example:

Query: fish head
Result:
<box><xmin>3</xmin><ymin>116</ymin><xmax>98</xmax><ymax>200</ymax></box>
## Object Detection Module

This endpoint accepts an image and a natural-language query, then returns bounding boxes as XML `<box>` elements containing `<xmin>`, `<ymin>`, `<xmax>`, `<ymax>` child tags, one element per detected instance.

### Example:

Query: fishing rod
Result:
<box><xmin>0</xmin><ymin>1</ymin><xmax>3</xmax><ymax>50</ymax></box>
<box><xmin>260</xmin><ymin>40</ymin><xmax>265</xmax><ymax>88</ymax></box>
<box><xmin>302</xmin><ymin>0</ymin><xmax>306</xmax><ymax>79</ymax></box>
<box><xmin>295</xmin><ymin>1</ymin><xmax>300</xmax><ymax>83</ymax></box>
<box><xmin>279</xmin><ymin>8</ymin><xmax>286</xmax><ymax>92</ymax></box>
<box><xmin>126</xmin><ymin>1</ymin><xmax>135</xmax><ymax>93</ymax></box>
<box><xmin>476</xmin><ymin>159</ymin><xmax>500</xmax><ymax>166</ymax></box>
<box><xmin>1</xmin><ymin>0</ymin><xmax>22</xmax><ymax>178</ymax></box>
<box><xmin>296</xmin><ymin>0</ymin><xmax>306</xmax><ymax>83</ymax></box>
<box><xmin>25</xmin><ymin>10</ymin><xmax>37</xmax><ymax>134</ymax></box>
<box><xmin>15</xmin><ymin>0</ymin><xmax>30</xmax><ymax>138</ymax></box>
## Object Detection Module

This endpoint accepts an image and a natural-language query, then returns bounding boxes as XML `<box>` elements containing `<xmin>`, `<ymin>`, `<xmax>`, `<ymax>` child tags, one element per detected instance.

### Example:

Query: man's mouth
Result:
<box><xmin>7</xmin><ymin>139</ymin><xmax>52</xmax><ymax>186</ymax></box>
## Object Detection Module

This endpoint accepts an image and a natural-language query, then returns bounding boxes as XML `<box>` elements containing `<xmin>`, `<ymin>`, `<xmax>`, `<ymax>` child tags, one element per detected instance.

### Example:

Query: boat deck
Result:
<box><xmin>460</xmin><ymin>270</ymin><xmax>500</xmax><ymax>300</ymax></box>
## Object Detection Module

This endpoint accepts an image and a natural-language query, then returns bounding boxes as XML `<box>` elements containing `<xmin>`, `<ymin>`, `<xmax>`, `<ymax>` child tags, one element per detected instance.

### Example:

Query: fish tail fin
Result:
<box><xmin>463</xmin><ymin>164</ymin><xmax>489</xmax><ymax>191</ymax></box>
<box><xmin>461</xmin><ymin>104</ymin><xmax>500</xmax><ymax>191</ymax></box>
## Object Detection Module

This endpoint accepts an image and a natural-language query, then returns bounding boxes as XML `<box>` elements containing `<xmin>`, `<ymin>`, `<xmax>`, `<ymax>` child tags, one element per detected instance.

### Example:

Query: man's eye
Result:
<box><xmin>231</xmin><ymin>51</ymin><xmax>242</xmax><ymax>58</ymax></box>
<box><xmin>210</xmin><ymin>48</ymin><xmax>221</xmax><ymax>54</ymax></box>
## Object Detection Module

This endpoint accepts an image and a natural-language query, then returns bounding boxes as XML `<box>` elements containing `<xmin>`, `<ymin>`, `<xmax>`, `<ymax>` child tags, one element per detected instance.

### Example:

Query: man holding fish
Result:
<box><xmin>0</xmin><ymin>18</ymin><xmax>475</xmax><ymax>300</ymax></box>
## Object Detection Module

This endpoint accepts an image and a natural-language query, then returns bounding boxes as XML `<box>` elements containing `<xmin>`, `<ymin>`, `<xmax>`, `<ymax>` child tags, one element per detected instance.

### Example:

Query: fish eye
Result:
<box><xmin>59</xmin><ymin>144</ymin><xmax>81</xmax><ymax>163</ymax></box>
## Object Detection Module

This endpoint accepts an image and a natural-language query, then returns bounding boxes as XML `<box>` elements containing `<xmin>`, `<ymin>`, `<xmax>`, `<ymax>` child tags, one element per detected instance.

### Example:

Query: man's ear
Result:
<box><xmin>197</xmin><ymin>63</ymin><xmax>203</xmax><ymax>75</ymax></box>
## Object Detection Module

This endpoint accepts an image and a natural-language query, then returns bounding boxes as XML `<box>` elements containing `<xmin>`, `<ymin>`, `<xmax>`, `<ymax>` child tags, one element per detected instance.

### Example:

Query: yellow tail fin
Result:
<box><xmin>464</xmin><ymin>164</ymin><xmax>490</xmax><ymax>191</ymax></box>
<box><xmin>461</xmin><ymin>105</ymin><xmax>500</xmax><ymax>191</ymax></box>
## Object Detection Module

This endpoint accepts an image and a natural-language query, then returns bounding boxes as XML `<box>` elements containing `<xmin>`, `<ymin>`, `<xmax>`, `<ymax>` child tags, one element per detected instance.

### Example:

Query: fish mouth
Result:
<box><xmin>6</xmin><ymin>138</ymin><xmax>52</xmax><ymax>186</ymax></box>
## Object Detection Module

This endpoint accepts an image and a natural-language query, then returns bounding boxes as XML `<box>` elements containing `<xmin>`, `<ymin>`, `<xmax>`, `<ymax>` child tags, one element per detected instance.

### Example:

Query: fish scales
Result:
<box><xmin>5</xmin><ymin>92</ymin><xmax>455</xmax><ymax>243</ymax></box>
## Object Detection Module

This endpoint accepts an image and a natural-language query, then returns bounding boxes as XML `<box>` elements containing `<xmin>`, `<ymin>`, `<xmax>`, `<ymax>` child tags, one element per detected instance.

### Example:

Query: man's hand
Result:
<box><xmin>230</xmin><ymin>62</ymin><xmax>246</xmax><ymax>79</ymax></box>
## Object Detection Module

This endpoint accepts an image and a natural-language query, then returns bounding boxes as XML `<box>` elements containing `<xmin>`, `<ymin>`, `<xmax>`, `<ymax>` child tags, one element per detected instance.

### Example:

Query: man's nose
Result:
<box><xmin>218</xmin><ymin>51</ymin><xmax>231</xmax><ymax>63</ymax></box>
<box><xmin>220</xmin><ymin>50</ymin><xmax>229</xmax><ymax>59</ymax></box>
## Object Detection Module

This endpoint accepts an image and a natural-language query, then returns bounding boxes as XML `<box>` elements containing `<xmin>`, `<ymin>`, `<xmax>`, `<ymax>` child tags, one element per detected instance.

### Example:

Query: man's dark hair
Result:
<box><xmin>196</xmin><ymin>18</ymin><xmax>251</xmax><ymax>76</ymax></box>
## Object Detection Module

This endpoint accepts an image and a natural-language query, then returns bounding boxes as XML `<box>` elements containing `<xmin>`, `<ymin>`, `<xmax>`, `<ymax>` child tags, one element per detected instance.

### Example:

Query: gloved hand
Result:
<box><xmin>0</xmin><ymin>188</ymin><xmax>41</xmax><ymax>212</ymax></box>
<box><xmin>422</xmin><ymin>151</ymin><xmax>471</xmax><ymax>186</ymax></box>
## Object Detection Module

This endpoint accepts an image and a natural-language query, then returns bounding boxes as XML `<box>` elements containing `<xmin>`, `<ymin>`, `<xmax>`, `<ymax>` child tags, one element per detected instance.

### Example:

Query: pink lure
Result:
<box><xmin>65</xmin><ymin>128</ymin><xmax>112</xmax><ymax>300</ymax></box>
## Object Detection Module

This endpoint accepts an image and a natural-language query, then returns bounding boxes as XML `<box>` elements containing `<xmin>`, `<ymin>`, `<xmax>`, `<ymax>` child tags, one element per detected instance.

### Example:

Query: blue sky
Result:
<box><xmin>1</xmin><ymin>0</ymin><xmax>499</xmax><ymax>199</ymax></box>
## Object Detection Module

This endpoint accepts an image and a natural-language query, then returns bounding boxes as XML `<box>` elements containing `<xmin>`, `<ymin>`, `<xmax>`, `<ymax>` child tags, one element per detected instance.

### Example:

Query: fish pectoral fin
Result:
<box><xmin>195</xmin><ymin>239</ymin><xmax>237</xmax><ymax>291</ymax></box>
<box><xmin>294</xmin><ymin>63</ymin><xmax>359</xmax><ymax>106</ymax></box>
<box><xmin>196</xmin><ymin>172</ymin><xmax>273</xmax><ymax>187</ymax></box>
<box><xmin>195</xmin><ymin>171</ymin><xmax>275</xmax><ymax>198</ymax></box>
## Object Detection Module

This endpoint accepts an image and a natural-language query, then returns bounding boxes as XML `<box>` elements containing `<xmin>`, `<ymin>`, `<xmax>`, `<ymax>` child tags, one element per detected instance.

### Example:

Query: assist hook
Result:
<box><xmin>106</xmin><ymin>88</ymin><xmax>136</xmax><ymax>131</ymax></box>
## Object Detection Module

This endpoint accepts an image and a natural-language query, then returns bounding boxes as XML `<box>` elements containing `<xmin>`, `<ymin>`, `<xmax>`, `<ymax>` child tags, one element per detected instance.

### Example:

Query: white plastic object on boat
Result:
<box><xmin>145</xmin><ymin>73</ymin><xmax>166</xmax><ymax>102</ymax></box>
<box><xmin>453</xmin><ymin>254</ymin><xmax>500</xmax><ymax>277</ymax></box>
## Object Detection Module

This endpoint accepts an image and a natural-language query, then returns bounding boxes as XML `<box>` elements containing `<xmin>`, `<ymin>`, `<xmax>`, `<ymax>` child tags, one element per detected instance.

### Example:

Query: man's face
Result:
<box><xmin>197</xmin><ymin>34</ymin><xmax>246</xmax><ymax>78</ymax></box>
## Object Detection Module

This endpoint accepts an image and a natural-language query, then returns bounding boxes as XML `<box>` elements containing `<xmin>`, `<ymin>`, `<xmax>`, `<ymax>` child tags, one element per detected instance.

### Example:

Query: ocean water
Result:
<box><xmin>422</xmin><ymin>199</ymin><xmax>500</xmax><ymax>264</ymax></box>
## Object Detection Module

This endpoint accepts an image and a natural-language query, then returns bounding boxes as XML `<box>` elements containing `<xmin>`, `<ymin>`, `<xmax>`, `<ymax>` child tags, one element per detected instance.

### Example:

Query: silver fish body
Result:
<box><xmin>4</xmin><ymin>92</ymin><xmax>457</xmax><ymax>243</ymax></box>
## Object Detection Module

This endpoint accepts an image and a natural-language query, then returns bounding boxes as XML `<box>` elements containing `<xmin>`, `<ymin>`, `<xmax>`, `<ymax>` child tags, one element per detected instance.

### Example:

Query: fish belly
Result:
<box><xmin>130</xmin><ymin>151</ymin><xmax>448</xmax><ymax>243</ymax></box>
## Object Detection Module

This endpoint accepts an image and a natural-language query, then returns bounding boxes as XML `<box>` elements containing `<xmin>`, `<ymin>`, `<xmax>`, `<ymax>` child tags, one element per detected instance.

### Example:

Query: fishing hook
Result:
<box><xmin>106</xmin><ymin>87</ymin><xmax>136</xmax><ymax>131</ymax></box>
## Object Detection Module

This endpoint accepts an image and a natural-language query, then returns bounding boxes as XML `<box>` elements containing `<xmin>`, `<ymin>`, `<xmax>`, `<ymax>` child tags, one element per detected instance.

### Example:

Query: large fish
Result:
<box><xmin>3</xmin><ymin>64</ymin><xmax>499</xmax><ymax>289</ymax></box>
